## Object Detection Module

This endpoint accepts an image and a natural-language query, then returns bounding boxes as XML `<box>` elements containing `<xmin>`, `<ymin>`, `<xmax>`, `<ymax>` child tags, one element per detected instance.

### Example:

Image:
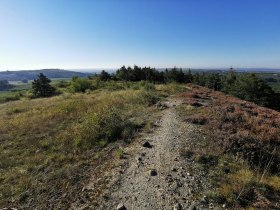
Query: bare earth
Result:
<box><xmin>74</xmin><ymin>98</ymin><xmax>211</xmax><ymax>210</ymax></box>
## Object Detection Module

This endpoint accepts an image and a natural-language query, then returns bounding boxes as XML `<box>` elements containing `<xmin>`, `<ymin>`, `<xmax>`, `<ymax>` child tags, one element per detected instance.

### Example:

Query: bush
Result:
<box><xmin>69</xmin><ymin>76</ymin><xmax>94</xmax><ymax>93</ymax></box>
<box><xmin>0</xmin><ymin>92</ymin><xmax>21</xmax><ymax>103</ymax></box>
<box><xmin>56</xmin><ymin>80</ymin><xmax>70</xmax><ymax>88</ymax></box>
<box><xmin>74</xmin><ymin>107</ymin><xmax>128</xmax><ymax>148</ymax></box>
<box><xmin>143</xmin><ymin>82</ymin><xmax>155</xmax><ymax>91</ymax></box>
<box><xmin>185</xmin><ymin>114</ymin><xmax>207</xmax><ymax>125</ymax></box>
<box><xmin>139</xmin><ymin>91</ymin><xmax>160</xmax><ymax>105</ymax></box>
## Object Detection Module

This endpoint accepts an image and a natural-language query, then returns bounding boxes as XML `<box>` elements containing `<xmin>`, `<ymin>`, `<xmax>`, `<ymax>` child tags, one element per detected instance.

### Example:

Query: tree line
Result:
<box><xmin>96</xmin><ymin>65</ymin><xmax>193</xmax><ymax>83</ymax></box>
<box><xmin>191</xmin><ymin>70</ymin><xmax>280</xmax><ymax>111</ymax></box>
<box><xmin>95</xmin><ymin>66</ymin><xmax>280</xmax><ymax>111</ymax></box>
<box><xmin>31</xmin><ymin>66</ymin><xmax>280</xmax><ymax>111</ymax></box>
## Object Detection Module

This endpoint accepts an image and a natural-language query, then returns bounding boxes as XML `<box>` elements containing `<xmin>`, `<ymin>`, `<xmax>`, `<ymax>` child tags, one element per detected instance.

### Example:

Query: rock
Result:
<box><xmin>142</xmin><ymin>141</ymin><xmax>152</xmax><ymax>148</ymax></box>
<box><xmin>200</xmin><ymin>196</ymin><xmax>209</xmax><ymax>204</ymax></box>
<box><xmin>103</xmin><ymin>195</ymin><xmax>109</xmax><ymax>200</ymax></box>
<box><xmin>176</xmin><ymin>180</ymin><xmax>183</xmax><ymax>187</ymax></box>
<box><xmin>171</xmin><ymin>166</ymin><xmax>177</xmax><ymax>171</ymax></box>
<box><xmin>135</xmin><ymin>156</ymin><xmax>142</xmax><ymax>162</ymax></box>
<box><xmin>149</xmin><ymin>169</ymin><xmax>157</xmax><ymax>176</ymax></box>
<box><xmin>173</xmin><ymin>203</ymin><xmax>182</xmax><ymax>210</ymax></box>
<box><xmin>117</xmin><ymin>203</ymin><xmax>126</xmax><ymax>210</ymax></box>
<box><xmin>209</xmin><ymin>203</ymin><xmax>214</xmax><ymax>209</ymax></box>
<box><xmin>187</xmin><ymin>172</ymin><xmax>191</xmax><ymax>176</ymax></box>
<box><xmin>188</xmin><ymin>204</ymin><xmax>196</xmax><ymax>210</ymax></box>
<box><xmin>165</xmin><ymin>175</ymin><xmax>173</xmax><ymax>182</ymax></box>
<box><xmin>222</xmin><ymin>204</ymin><xmax>227</xmax><ymax>208</ymax></box>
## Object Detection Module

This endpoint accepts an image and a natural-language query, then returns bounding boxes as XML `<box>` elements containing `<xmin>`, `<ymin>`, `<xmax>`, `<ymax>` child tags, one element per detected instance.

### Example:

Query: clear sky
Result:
<box><xmin>0</xmin><ymin>0</ymin><xmax>280</xmax><ymax>70</ymax></box>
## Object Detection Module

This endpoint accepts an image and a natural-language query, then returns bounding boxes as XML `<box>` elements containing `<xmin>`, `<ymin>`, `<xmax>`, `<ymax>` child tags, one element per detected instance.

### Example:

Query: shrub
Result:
<box><xmin>69</xmin><ymin>76</ymin><xmax>93</xmax><ymax>93</ymax></box>
<box><xmin>185</xmin><ymin>114</ymin><xmax>207</xmax><ymax>125</ymax></box>
<box><xmin>56</xmin><ymin>80</ymin><xmax>70</xmax><ymax>88</ymax></box>
<box><xmin>116</xmin><ymin>148</ymin><xmax>125</xmax><ymax>159</ymax></box>
<box><xmin>143</xmin><ymin>82</ymin><xmax>155</xmax><ymax>91</ymax></box>
<box><xmin>74</xmin><ymin>107</ymin><xmax>124</xmax><ymax>148</ymax></box>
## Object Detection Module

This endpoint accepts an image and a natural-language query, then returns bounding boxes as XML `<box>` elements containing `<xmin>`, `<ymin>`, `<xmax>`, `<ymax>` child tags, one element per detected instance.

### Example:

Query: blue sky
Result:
<box><xmin>0</xmin><ymin>0</ymin><xmax>280</xmax><ymax>70</ymax></box>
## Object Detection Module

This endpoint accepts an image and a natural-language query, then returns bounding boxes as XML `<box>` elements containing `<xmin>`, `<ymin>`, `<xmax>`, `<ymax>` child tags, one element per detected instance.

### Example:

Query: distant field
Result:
<box><xmin>257</xmin><ymin>72</ymin><xmax>280</xmax><ymax>92</ymax></box>
<box><xmin>0</xmin><ymin>78</ymin><xmax>72</xmax><ymax>103</ymax></box>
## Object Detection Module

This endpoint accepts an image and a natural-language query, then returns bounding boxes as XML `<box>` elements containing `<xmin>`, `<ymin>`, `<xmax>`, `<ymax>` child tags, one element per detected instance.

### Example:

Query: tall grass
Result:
<box><xmin>0</xmin><ymin>84</ymin><xmax>167</xmax><ymax>208</ymax></box>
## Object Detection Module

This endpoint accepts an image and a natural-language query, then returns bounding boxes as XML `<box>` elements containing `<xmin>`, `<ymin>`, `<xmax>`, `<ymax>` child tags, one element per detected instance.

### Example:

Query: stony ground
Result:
<box><xmin>73</xmin><ymin>98</ymin><xmax>215</xmax><ymax>210</ymax></box>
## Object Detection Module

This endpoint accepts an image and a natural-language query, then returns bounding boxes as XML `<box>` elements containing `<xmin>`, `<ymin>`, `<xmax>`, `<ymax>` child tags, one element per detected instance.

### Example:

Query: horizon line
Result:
<box><xmin>1</xmin><ymin>66</ymin><xmax>280</xmax><ymax>72</ymax></box>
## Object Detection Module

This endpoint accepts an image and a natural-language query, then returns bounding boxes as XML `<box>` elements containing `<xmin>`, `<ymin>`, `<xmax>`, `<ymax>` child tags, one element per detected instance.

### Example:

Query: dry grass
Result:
<box><xmin>178</xmin><ymin>85</ymin><xmax>280</xmax><ymax>209</ymax></box>
<box><xmin>0</xmin><ymin>82</ymin><xmax>185</xmax><ymax>209</ymax></box>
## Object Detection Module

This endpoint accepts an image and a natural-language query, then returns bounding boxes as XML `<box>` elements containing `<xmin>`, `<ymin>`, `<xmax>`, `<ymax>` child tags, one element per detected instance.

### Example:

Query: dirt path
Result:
<box><xmin>75</xmin><ymin>98</ymin><xmax>211</xmax><ymax>210</ymax></box>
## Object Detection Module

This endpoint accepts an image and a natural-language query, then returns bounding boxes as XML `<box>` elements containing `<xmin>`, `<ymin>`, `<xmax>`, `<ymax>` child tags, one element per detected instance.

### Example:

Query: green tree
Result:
<box><xmin>193</xmin><ymin>72</ymin><xmax>207</xmax><ymax>86</ymax></box>
<box><xmin>116</xmin><ymin>66</ymin><xmax>128</xmax><ymax>81</ymax></box>
<box><xmin>234</xmin><ymin>73</ymin><xmax>280</xmax><ymax>109</ymax></box>
<box><xmin>185</xmin><ymin>69</ymin><xmax>193</xmax><ymax>83</ymax></box>
<box><xmin>206</xmin><ymin>73</ymin><xmax>223</xmax><ymax>91</ymax></box>
<box><xmin>99</xmin><ymin>70</ymin><xmax>111</xmax><ymax>81</ymax></box>
<box><xmin>32</xmin><ymin>73</ymin><xmax>55</xmax><ymax>97</ymax></box>
<box><xmin>223</xmin><ymin>70</ymin><xmax>237</xmax><ymax>93</ymax></box>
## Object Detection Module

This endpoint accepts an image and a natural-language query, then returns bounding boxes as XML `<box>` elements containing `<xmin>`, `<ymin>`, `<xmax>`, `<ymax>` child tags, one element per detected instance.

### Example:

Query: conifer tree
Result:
<box><xmin>32</xmin><ymin>73</ymin><xmax>55</xmax><ymax>97</ymax></box>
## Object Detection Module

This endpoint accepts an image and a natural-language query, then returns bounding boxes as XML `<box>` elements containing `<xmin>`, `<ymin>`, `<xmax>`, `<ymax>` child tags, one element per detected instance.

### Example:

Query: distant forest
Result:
<box><xmin>0</xmin><ymin>80</ymin><xmax>13</xmax><ymax>91</ymax></box>
<box><xmin>96</xmin><ymin>65</ymin><xmax>280</xmax><ymax>111</ymax></box>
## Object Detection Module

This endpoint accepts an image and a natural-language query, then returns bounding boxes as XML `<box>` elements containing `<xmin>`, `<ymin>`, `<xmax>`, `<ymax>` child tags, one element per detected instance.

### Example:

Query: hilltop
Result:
<box><xmin>0</xmin><ymin>81</ymin><xmax>279</xmax><ymax>209</ymax></box>
<box><xmin>0</xmin><ymin>69</ymin><xmax>90</xmax><ymax>81</ymax></box>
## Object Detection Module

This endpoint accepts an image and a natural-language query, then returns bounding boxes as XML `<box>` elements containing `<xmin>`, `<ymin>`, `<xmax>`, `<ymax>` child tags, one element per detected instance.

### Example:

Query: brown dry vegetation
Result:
<box><xmin>178</xmin><ymin>85</ymin><xmax>280</xmax><ymax>209</ymax></box>
<box><xmin>0</xmin><ymin>83</ymin><xmax>186</xmax><ymax>209</ymax></box>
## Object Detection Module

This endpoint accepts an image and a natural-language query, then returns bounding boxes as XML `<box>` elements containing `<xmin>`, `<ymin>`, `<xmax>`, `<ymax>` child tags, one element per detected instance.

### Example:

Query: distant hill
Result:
<box><xmin>0</xmin><ymin>69</ymin><xmax>91</xmax><ymax>81</ymax></box>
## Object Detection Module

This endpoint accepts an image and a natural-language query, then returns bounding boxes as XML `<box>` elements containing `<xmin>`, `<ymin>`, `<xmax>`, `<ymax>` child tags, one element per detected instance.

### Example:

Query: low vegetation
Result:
<box><xmin>1</xmin><ymin>67</ymin><xmax>280</xmax><ymax>209</ymax></box>
<box><xmin>0</xmin><ymin>81</ymin><xmax>185</xmax><ymax>208</ymax></box>
<box><xmin>192</xmin><ymin>70</ymin><xmax>280</xmax><ymax>111</ymax></box>
<box><xmin>178</xmin><ymin>85</ymin><xmax>280</xmax><ymax>209</ymax></box>
<box><xmin>2</xmin><ymin>67</ymin><xmax>280</xmax><ymax>112</ymax></box>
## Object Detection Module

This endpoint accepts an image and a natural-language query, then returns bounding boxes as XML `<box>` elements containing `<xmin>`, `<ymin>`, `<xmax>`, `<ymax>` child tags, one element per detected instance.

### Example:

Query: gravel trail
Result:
<box><xmin>77</xmin><ymin>98</ymin><xmax>211</xmax><ymax>210</ymax></box>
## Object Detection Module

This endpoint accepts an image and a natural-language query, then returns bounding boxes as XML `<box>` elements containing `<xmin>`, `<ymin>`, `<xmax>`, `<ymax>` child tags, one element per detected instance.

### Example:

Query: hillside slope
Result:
<box><xmin>0</xmin><ymin>69</ymin><xmax>90</xmax><ymax>81</ymax></box>
<box><xmin>74</xmin><ymin>98</ymin><xmax>211</xmax><ymax>210</ymax></box>
<box><xmin>73</xmin><ymin>85</ymin><xmax>280</xmax><ymax>210</ymax></box>
<box><xmin>0</xmin><ymin>84</ymin><xmax>279</xmax><ymax>209</ymax></box>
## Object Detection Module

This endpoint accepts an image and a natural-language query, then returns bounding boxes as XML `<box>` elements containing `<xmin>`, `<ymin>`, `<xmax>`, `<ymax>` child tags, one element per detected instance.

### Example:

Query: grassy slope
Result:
<box><xmin>2</xmin><ymin>81</ymin><xmax>279</xmax><ymax>209</ymax></box>
<box><xmin>0</xmin><ymin>83</ymin><xmax>185</xmax><ymax>209</ymax></box>
<box><xmin>178</xmin><ymin>85</ymin><xmax>280</xmax><ymax>209</ymax></box>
